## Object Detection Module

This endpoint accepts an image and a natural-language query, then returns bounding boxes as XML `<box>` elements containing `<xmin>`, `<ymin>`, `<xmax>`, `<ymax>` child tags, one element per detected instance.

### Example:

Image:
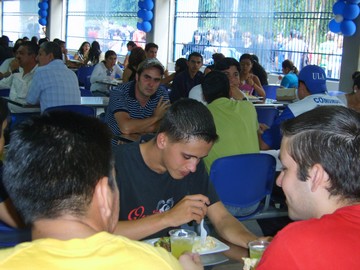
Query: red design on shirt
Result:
<box><xmin>128</xmin><ymin>206</ymin><xmax>145</xmax><ymax>220</ymax></box>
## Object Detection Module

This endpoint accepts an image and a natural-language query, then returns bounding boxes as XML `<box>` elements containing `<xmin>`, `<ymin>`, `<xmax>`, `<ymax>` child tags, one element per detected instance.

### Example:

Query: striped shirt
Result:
<box><xmin>105</xmin><ymin>81</ymin><xmax>169</xmax><ymax>143</ymax></box>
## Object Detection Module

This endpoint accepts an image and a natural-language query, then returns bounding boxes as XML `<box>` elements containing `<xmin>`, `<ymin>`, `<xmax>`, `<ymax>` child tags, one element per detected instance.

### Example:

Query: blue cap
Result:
<box><xmin>298</xmin><ymin>65</ymin><xmax>327</xmax><ymax>95</ymax></box>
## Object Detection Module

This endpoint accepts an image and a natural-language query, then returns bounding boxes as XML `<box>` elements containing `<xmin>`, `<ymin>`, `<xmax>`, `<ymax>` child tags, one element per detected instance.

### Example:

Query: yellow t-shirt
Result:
<box><xmin>0</xmin><ymin>231</ymin><xmax>182</xmax><ymax>270</ymax></box>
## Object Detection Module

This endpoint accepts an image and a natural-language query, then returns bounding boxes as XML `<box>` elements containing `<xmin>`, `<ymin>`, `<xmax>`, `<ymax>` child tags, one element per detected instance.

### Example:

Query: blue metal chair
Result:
<box><xmin>209</xmin><ymin>153</ymin><xmax>288</xmax><ymax>221</ymax></box>
<box><xmin>262</xmin><ymin>85</ymin><xmax>279</xmax><ymax>100</ymax></box>
<box><xmin>256</xmin><ymin>107</ymin><xmax>279</xmax><ymax>127</ymax></box>
<box><xmin>0</xmin><ymin>221</ymin><xmax>31</xmax><ymax>248</ymax></box>
<box><xmin>44</xmin><ymin>105</ymin><xmax>96</xmax><ymax>117</ymax></box>
<box><xmin>0</xmin><ymin>88</ymin><xmax>10</xmax><ymax>97</ymax></box>
<box><xmin>10</xmin><ymin>112</ymin><xmax>40</xmax><ymax>131</ymax></box>
<box><xmin>77</xmin><ymin>65</ymin><xmax>95</xmax><ymax>86</ymax></box>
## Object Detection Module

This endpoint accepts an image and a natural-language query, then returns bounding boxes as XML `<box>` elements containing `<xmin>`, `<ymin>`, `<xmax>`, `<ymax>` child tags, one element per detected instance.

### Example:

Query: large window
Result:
<box><xmin>2</xmin><ymin>0</ymin><xmax>44</xmax><ymax>44</ymax></box>
<box><xmin>66</xmin><ymin>0</ymin><xmax>144</xmax><ymax>56</ymax></box>
<box><xmin>174</xmin><ymin>0</ymin><xmax>342</xmax><ymax>79</ymax></box>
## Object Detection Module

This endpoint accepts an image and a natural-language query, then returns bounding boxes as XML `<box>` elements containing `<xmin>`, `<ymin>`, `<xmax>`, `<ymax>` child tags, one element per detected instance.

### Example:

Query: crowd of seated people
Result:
<box><xmin>1</xmin><ymin>32</ymin><xmax>360</xmax><ymax>270</ymax></box>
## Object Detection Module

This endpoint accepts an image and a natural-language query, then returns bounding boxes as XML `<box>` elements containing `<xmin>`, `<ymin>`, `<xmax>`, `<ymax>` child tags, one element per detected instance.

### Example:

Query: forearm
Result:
<box><xmin>215</xmin><ymin>215</ymin><xmax>257</xmax><ymax>248</ymax></box>
<box><xmin>114</xmin><ymin>212</ymin><xmax>170</xmax><ymax>240</ymax></box>
<box><xmin>118</xmin><ymin>116</ymin><xmax>160</xmax><ymax>135</ymax></box>
<box><xmin>208</xmin><ymin>202</ymin><xmax>257</xmax><ymax>248</ymax></box>
<box><xmin>253</xmin><ymin>83</ymin><xmax>266</xmax><ymax>98</ymax></box>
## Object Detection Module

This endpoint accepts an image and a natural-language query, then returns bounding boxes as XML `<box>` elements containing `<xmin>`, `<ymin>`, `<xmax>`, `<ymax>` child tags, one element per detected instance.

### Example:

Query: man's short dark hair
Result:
<box><xmin>3</xmin><ymin>111</ymin><xmax>114</xmax><ymax>225</ymax></box>
<box><xmin>40</xmin><ymin>41</ymin><xmax>62</xmax><ymax>60</ymax></box>
<box><xmin>158</xmin><ymin>98</ymin><xmax>218</xmax><ymax>144</ymax></box>
<box><xmin>145</xmin><ymin>42</ymin><xmax>158</xmax><ymax>52</ymax></box>
<box><xmin>188</xmin><ymin>52</ymin><xmax>203</xmax><ymax>62</ymax></box>
<box><xmin>127</xmin><ymin>41</ymin><xmax>136</xmax><ymax>48</ymax></box>
<box><xmin>19</xmin><ymin>41</ymin><xmax>39</xmax><ymax>56</ymax></box>
<box><xmin>202</xmin><ymin>71</ymin><xmax>230</xmax><ymax>104</ymax></box>
<box><xmin>281</xmin><ymin>106</ymin><xmax>360</xmax><ymax>202</ymax></box>
<box><xmin>215</xmin><ymin>57</ymin><xmax>240</xmax><ymax>72</ymax></box>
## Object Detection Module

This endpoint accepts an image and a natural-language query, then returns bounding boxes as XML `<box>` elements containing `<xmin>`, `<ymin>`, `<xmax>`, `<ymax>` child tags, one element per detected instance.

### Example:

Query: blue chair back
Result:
<box><xmin>0</xmin><ymin>221</ymin><xmax>31</xmax><ymax>247</ymax></box>
<box><xmin>209</xmin><ymin>153</ymin><xmax>276</xmax><ymax>220</ymax></box>
<box><xmin>10</xmin><ymin>112</ymin><xmax>40</xmax><ymax>131</ymax></box>
<box><xmin>256</xmin><ymin>107</ymin><xmax>279</xmax><ymax>127</ymax></box>
<box><xmin>0</xmin><ymin>88</ymin><xmax>10</xmax><ymax>97</ymax></box>
<box><xmin>77</xmin><ymin>65</ymin><xmax>95</xmax><ymax>86</ymax></box>
<box><xmin>44</xmin><ymin>105</ymin><xmax>96</xmax><ymax>117</ymax></box>
<box><xmin>263</xmin><ymin>85</ymin><xmax>279</xmax><ymax>100</ymax></box>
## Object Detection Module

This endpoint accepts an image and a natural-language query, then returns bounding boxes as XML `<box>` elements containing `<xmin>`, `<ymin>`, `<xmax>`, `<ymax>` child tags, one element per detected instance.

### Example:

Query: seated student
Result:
<box><xmin>113</xmin><ymin>99</ymin><xmax>262</xmax><ymax>252</ymax></box>
<box><xmin>260</xmin><ymin>65</ymin><xmax>345</xmax><ymax>150</ymax></box>
<box><xmin>279</xmin><ymin>59</ymin><xmax>299</xmax><ymax>88</ymax></box>
<box><xmin>189</xmin><ymin>57</ymin><xmax>248</xmax><ymax>105</ymax></box>
<box><xmin>342</xmin><ymin>71</ymin><xmax>360</xmax><ymax>113</ymax></box>
<box><xmin>257</xmin><ymin>106</ymin><xmax>360</xmax><ymax>269</ymax></box>
<box><xmin>0</xmin><ymin>41</ymin><xmax>40</xmax><ymax>113</ymax></box>
<box><xmin>170</xmin><ymin>52</ymin><xmax>204</xmax><ymax>103</ymax></box>
<box><xmin>105</xmin><ymin>58</ymin><xmax>170</xmax><ymax>144</ymax></box>
<box><xmin>202</xmin><ymin>71</ymin><xmax>260</xmax><ymax>171</ymax></box>
<box><xmin>0</xmin><ymin>111</ymin><xmax>202</xmax><ymax>270</ymax></box>
<box><xmin>121</xmin><ymin>47</ymin><xmax>146</xmax><ymax>83</ymax></box>
<box><xmin>90</xmin><ymin>50</ymin><xmax>123</xmax><ymax>97</ymax></box>
<box><xmin>26</xmin><ymin>42</ymin><xmax>80</xmax><ymax>112</ymax></box>
<box><xmin>202</xmin><ymin>71</ymin><xmax>260</xmax><ymax>216</ymax></box>
<box><xmin>239</xmin><ymin>54</ymin><xmax>266</xmax><ymax>98</ymax></box>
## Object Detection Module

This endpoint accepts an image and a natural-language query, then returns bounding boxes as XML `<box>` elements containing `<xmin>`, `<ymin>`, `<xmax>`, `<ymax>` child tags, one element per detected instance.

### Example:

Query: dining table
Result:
<box><xmin>4</xmin><ymin>96</ymin><xmax>109</xmax><ymax>109</ymax></box>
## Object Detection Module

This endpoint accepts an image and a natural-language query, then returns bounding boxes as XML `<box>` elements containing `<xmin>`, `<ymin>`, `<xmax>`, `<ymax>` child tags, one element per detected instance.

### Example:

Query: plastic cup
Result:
<box><xmin>248</xmin><ymin>240</ymin><xmax>270</xmax><ymax>260</ymax></box>
<box><xmin>169</xmin><ymin>229</ymin><xmax>196</xmax><ymax>259</ymax></box>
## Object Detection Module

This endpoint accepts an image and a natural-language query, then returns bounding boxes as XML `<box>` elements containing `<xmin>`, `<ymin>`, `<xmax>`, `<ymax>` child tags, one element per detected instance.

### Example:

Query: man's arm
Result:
<box><xmin>114</xmin><ymin>96</ymin><xmax>170</xmax><ymax>134</ymax></box>
<box><xmin>207</xmin><ymin>201</ymin><xmax>257</xmax><ymax>248</ymax></box>
<box><xmin>114</xmin><ymin>194</ymin><xmax>210</xmax><ymax>240</ymax></box>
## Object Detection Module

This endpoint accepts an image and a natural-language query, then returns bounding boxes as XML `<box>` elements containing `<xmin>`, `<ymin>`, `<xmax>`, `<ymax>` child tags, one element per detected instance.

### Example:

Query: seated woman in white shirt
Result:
<box><xmin>90</xmin><ymin>50</ymin><xmax>123</xmax><ymax>97</ymax></box>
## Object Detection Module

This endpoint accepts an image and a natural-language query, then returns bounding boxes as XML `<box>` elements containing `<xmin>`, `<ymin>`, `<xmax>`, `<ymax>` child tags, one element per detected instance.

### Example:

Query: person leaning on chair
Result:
<box><xmin>0</xmin><ymin>110</ymin><xmax>202</xmax><ymax>270</ymax></box>
<box><xmin>105</xmin><ymin>58</ymin><xmax>170</xmax><ymax>144</ymax></box>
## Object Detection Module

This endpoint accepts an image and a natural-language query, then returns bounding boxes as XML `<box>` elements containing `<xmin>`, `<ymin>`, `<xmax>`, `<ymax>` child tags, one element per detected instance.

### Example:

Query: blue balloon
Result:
<box><xmin>142</xmin><ymin>21</ymin><xmax>152</xmax><ymax>33</ymax></box>
<box><xmin>137</xmin><ymin>22</ymin><xmax>144</xmax><ymax>31</ymax></box>
<box><xmin>347</xmin><ymin>0</ymin><xmax>360</xmax><ymax>4</ymax></box>
<box><xmin>341</xmin><ymin>19</ymin><xmax>356</xmax><ymax>36</ymax></box>
<box><xmin>343</xmin><ymin>4</ymin><xmax>360</xmax><ymax>20</ymax></box>
<box><xmin>38</xmin><ymin>2</ymin><xmax>49</xmax><ymax>10</ymax></box>
<box><xmin>138</xmin><ymin>1</ymin><xmax>145</xmax><ymax>9</ymax></box>
<box><xmin>143</xmin><ymin>0</ymin><xmax>154</xmax><ymax>10</ymax></box>
<box><xmin>329</xmin><ymin>19</ymin><xmax>342</xmax><ymax>33</ymax></box>
<box><xmin>38</xmin><ymin>9</ymin><xmax>48</xmax><ymax>17</ymax></box>
<box><xmin>38</xmin><ymin>18</ymin><xmax>47</xmax><ymax>26</ymax></box>
<box><xmin>332</xmin><ymin>1</ymin><xmax>346</xmax><ymax>15</ymax></box>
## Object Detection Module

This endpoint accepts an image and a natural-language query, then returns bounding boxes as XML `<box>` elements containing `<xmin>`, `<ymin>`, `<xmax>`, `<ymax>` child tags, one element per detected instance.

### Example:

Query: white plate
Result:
<box><xmin>143</xmin><ymin>236</ymin><xmax>230</xmax><ymax>255</ymax></box>
<box><xmin>200</xmin><ymin>252</ymin><xmax>229</xmax><ymax>266</ymax></box>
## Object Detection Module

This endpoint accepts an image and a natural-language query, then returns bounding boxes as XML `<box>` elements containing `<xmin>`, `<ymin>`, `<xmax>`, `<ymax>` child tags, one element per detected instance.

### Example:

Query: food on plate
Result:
<box><xmin>242</xmin><ymin>257</ymin><xmax>259</xmax><ymax>270</ymax></box>
<box><xmin>154</xmin><ymin>235</ymin><xmax>217</xmax><ymax>253</ymax></box>
<box><xmin>192</xmin><ymin>236</ymin><xmax>217</xmax><ymax>252</ymax></box>
<box><xmin>154</xmin><ymin>236</ymin><xmax>171</xmax><ymax>252</ymax></box>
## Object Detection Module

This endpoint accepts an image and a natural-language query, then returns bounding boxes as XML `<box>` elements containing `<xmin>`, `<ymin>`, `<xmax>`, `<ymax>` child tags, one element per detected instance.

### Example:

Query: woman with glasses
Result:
<box><xmin>90</xmin><ymin>50</ymin><xmax>123</xmax><ymax>97</ymax></box>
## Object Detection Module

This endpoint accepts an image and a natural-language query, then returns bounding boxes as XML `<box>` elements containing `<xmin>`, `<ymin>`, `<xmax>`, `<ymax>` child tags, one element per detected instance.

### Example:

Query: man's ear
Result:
<box><xmin>156</xmin><ymin>132</ymin><xmax>167</xmax><ymax>149</ymax></box>
<box><xmin>308</xmin><ymin>164</ymin><xmax>329</xmax><ymax>193</ymax></box>
<box><xmin>94</xmin><ymin>177</ymin><xmax>112</xmax><ymax>219</ymax></box>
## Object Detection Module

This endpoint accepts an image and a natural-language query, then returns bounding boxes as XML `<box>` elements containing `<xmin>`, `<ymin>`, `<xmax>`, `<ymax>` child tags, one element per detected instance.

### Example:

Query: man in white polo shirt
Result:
<box><xmin>261</xmin><ymin>65</ymin><xmax>345</xmax><ymax>150</ymax></box>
